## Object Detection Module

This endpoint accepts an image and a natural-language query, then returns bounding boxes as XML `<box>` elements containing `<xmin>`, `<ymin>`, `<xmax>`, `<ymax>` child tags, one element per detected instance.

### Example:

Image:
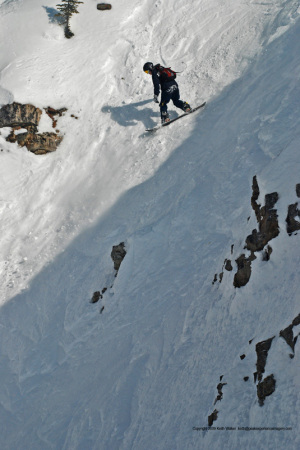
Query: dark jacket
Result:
<box><xmin>152</xmin><ymin>65</ymin><xmax>178</xmax><ymax>96</ymax></box>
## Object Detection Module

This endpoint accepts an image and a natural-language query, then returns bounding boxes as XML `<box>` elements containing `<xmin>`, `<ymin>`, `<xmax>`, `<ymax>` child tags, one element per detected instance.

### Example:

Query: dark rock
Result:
<box><xmin>246</xmin><ymin>195</ymin><xmax>279</xmax><ymax>251</ymax></box>
<box><xmin>0</xmin><ymin>102</ymin><xmax>42</xmax><ymax>128</ymax></box>
<box><xmin>213</xmin><ymin>381</ymin><xmax>227</xmax><ymax>404</ymax></box>
<box><xmin>1</xmin><ymin>102</ymin><xmax>64</xmax><ymax>154</ymax></box>
<box><xmin>257</xmin><ymin>374</ymin><xmax>276</xmax><ymax>406</ymax></box>
<box><xmin>264</xmin><ymin>192</ymin><xmax>279</xmax><ymax>210</ymax></box>
<box><xmin>233</xmin><ymin>253</ymin><xmax>255</xmax><ymax>288</ymax></box>
<box><xmin>208</xmin><ymin>409</ymin><xmax>218</xmax><ymax>427</ymax></box>
<box><xmin>45</xmin><ymin>106</ymin><xmax>67</xmax><ymax>128</ymax></box>
<box><xmin>232</xmin><ymin>179</ymin><xmax>279</xmax><ymax>288</ymax></box>
<box><xmin>7</xmin><ymin>129</ymin><xmax>63</xmax><ymax>155</ymax></box>
<box><xmin>262</xmin><ymin>245</ymin><xmax>273</xmax><ymax>261</ymax></box>
<box><xmin>296</xmin><ymin>184</ymin><xmax>300</xmax><ymax>198</ymax></box>
<box><xmin>251</xmin><ymin>176</ymin><xmax>261</xmax><ymax>222</ymax></box>
<box><xmin>240</xmin><ymin>354</ymin><xmax>246</xmax><ymax>360</ymax></box>
<box><xmin>292</xmin><ymin>314</ymin><xmax>300</xmax><ymax>327</ymax></box>
<box><xmin>212</xmin><ymin>273</ymin><xmax>218</xmax><ymax>285</ymax></box>
<box><xmin>100</xmin><ymin>306</ymin><xmax>105</xmax><ymax>314</ymax></box>
<box><xmin>246</xmin><ymin>180</ymin><xmax>279</xmax><ymax>252</ymax></box>
<box><xmin>244</xmin><ymin>376</ymin><xmax>249</xmax><ymax>382</ymax></box>
<box><xmin>224</xmin><ymin>259</ymin><xmax>233</xmax><ymax>271</ymax></box>
<box><xmin>91</xmin><ymin>291</ymin><xmax>102</xmax><ymax>303</ymax></box>
<box><xmin>279</xmin><ymin>324</ymin><xmax>294</xmax><ymax>351</ymax></box>
<box><xmin>256</xmin><ymin>337</ymin><xmax>275</xmax><ymax>382</ymax></box>
<box><xmin>111</xmin><ymin>242</ymin><xmax>127</xmax><ymax>272</ymax></box>
<box><xmin>97</xmin><ymin>3</ymin><xmax>112</xmax><ymax>10</ymax></box>
<box><xmin>279</xmin><ymin>314</ymin><xmax>300</xmax><ymax>353</ymax></box>
<box><xmin>286</xmin><ymin>202</ymin><xmax>300</xmax><ymax>235</ymax></box>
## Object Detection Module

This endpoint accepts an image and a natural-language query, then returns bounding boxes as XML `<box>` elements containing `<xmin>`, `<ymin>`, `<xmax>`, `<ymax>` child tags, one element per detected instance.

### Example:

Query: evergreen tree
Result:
<box><xmin>56</xmin><ymin>0</ymin><xmax>83</xmax><ymax>38</ymax></box>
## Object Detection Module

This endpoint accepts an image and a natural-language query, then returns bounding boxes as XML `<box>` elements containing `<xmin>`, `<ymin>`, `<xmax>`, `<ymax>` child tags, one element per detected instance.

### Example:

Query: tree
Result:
<box><xmin>56</xmin><ymin>0</ymin><xmax>83</xmax><ymax>39</ymax></box>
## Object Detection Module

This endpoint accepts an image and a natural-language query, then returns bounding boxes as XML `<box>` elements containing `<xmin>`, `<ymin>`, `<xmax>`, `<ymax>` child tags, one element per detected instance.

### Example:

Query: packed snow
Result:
<box><xmin>0</xmin><ymin>0</ymin><xmax>300</xmax><ymax>448</ymax></box>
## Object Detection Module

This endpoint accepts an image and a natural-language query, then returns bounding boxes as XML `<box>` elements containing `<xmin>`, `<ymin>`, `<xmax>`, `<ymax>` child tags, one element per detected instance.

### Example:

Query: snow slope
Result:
<box><xmin>0</xmin><ymin>0</ymin><xmax>300</xmax><ymax>448</ymax></box>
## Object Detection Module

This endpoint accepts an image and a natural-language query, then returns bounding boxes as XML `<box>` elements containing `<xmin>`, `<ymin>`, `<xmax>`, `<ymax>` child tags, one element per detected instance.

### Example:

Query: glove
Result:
<box><xmin>153</xmin><ymin>95</ymin><xmax>159</xmax><ymax>103</ymax></box>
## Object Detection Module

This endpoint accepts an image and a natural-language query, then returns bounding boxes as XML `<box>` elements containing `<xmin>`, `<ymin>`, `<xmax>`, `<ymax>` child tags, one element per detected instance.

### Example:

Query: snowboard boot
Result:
<box><xmin>183</xmin><ymin>102</ymin><xmax>192</xmax><ymax>112</ymax></box>
<box><xmin>161</xmin><ymin>112</ymin><xmax>170</xmax><ymax>124</ymax></box>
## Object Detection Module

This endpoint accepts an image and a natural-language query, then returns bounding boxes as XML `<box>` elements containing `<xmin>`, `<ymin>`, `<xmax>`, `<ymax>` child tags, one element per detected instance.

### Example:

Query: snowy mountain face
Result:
<box><xmin>0</xmin><ymin>0</ymin><xmax>300</xmax><ymax>448</ymax></box>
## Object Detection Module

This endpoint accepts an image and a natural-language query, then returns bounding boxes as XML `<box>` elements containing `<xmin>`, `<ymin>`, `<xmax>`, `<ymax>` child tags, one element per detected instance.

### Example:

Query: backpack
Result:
<box><xmin>155</xmin><ymin>64</ymin><xmax>177</xmax><ymax>82</ymax></box>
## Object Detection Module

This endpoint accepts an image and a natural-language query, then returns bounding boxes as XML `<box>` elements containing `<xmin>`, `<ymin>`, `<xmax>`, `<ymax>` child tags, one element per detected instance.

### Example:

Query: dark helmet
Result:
<box><xmin>143</xmin><ymin>62</ymin><xmax>153</xmax><ymax>73</ymax></box>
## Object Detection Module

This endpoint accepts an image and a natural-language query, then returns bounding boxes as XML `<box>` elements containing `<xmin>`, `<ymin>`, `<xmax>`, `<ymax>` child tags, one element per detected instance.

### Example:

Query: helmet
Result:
<box><xmin>143</xmin><ymin>62</ymin><xmax>153</xmax><ymax>74</ymax></box>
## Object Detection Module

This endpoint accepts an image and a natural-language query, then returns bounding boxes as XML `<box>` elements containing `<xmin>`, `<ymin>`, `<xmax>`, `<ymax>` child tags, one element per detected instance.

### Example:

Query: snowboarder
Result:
<box><xmin>143</xmin><ymin>62</ymin><xmax>191</xmax><ymax>124</ymax></box>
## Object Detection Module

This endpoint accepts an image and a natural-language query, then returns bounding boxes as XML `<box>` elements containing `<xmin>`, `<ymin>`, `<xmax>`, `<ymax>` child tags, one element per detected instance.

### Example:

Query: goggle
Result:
<box><xmin>144</xmin><ymin>69</ymin><xmax>152</xmax><ymax>74</ymax></box>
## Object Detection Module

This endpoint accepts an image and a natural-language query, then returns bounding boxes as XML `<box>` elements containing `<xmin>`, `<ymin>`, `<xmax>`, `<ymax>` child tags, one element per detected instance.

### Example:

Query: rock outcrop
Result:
<box><xmin>90</xmin><ymin>243</ymin><xmax>127</xmax><ymax>312</ymax></box>
<box><xmin>246</xmin><ymin>184</ymin><xmax>279</xmax><ymax>253</ymax></box>
<box><xmin>7</xmin><ymin>128</ymin><xmax>63</xmax><ymax>155</ymax></box>
<box><xmin>0</xmin><ymin>102</ymin><xmax>66</xmax><ymax>155</ymax></box>
<box><xmin>208</xmin><ymin>409</ymin><xmax>218</xmax><ymax>427</ymax></box>
<box><xmin>97</xmin><ymin>3</ymin><xmax>112</xmax><ymax>10</ymax></box>
<box><xmin>233</xmin><ymin>253</ymin><xmax>256</xmax><ymax>288</ymax></box>
<box><xmin>255</xmin><ymin>337</ymin><xmax>275</xmax><ymax>382</ymax></box>
<box><xmin>257</xmin><ymin>374</ymin><xmax>276</xmax><ymax>406</ymax></box>
<box><xmin>111</xmin><ymin>242</ymin><xmax>127</xmax><ymax>274</ymax></box>
<box><xmin>286</xmin><ymin>185</ymin><xmax>300</xmax><ymax>235</ymax></box>
<box><xmin>279</xmin><ymin>313</ymin><xmax>300</xmax><ymax>355</ymax></box>
<box><xmin>233</xmin><ymin>177</ymin><xmax>279</xmax><ymax>288</ymax></box>
<box><xmin>0</xmin><ymin>102</ymin><xmax>42</xmax><ymax>128</ymax></box>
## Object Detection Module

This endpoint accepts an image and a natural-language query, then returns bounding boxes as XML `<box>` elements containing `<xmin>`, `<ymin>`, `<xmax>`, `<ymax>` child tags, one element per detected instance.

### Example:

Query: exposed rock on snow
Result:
<box><xmin>279</xmin><ymin>313</ymin><xmax>300</xmax><ymax>354</ymax></box>
<box><xmin>7</xmin><ymin>128</ymin><xmax>63</xmax><ymax>155</ymax></box>
<box><xmin>262</xmin><ymin>245</ymin><xmax>273</xmax><ymax>261</ymax></box>
<box><xmin>257</xmin><ymin>374</ymin><xmax>276</xmax><ymax>406</ymax></box>
<box><xmin>233</xmin><ymin>253</ymin><xmax>256</xmax><ymax>288</ymax></box>
<box><xmin>246</xmin><ymin>187</ymin><xmax>279</xmax><ymax>253</ymax></box>
<box><xmin>90</xmin><ymin>243</ymin><xmax>126</xmax><ymax>310</ymax></box>
<box><xmin>208</xmin><ymin>409</ymin><xmax>218</xmax><ymax>427</ymax></box>
<box><xmin>111</xmin><ymin>242</ymin><xmax>127</xmax><ymax>274</ymax></box>
<box><xmin>0</xmin><ymin>102</ymin><xmax>65</xmax><ymax>154</ymax></box>
<box><xmin>97</xmin><ymin>3</ymin><xmax>112</xmax><ymax>10</ymax></box>
<box><xmin>91</xmin><ymin>291</ymin><xmax>101</xmax><ymax>304</ymax></box>
<box><xmin>286</xmin><ymin>185</ymin><xmax>300</xmax><ymax>235</ymax></box>
<box><xmin>45</xmin><ymin>106</ymin><xmax>68</xmax><ymax>128</ymax></box>
<box><xmin>0</xmin><ymin>102</ymin><xmax>42</xmax><ymax>128</ymax></box>
<box><xmin>255</xmin><ymin>337</ymin><xmax>275</xmax><ymax>382</ymax></box>
<box><xmin>214</xmin><ymin>382</ymin><xmax>227</xmax><ymax>404</ymax></box>
<box><xmin>233</xmin><ymin>178</ymin><xmax>279</xmax><ymax>287</ymax></box>
<box><xmin>224</xmin><ymin>259</ymin><xmax>233</xmax><ymax>271</ymax></box>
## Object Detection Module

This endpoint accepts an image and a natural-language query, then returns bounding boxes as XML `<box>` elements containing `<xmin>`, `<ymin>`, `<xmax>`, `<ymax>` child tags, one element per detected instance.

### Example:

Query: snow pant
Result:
<box><xmin>160</xmin><ymin>85</ymin><xmax>185</xmax><ymax>118</ymax></box>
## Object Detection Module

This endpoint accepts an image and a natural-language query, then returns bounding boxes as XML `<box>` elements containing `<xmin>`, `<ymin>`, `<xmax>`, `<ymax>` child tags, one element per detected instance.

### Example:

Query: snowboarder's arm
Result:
<box><xmin>152</xmin><ymin>69</ymin><xmax>160</xmax><ymax>97</ymax></box>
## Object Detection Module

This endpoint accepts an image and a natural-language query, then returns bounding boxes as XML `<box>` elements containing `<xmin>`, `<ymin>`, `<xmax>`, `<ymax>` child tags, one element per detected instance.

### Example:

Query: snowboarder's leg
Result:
<box><xmin>160</xmin><ymin>91</ymin><xmax>171</xmax><ymax>123</ymax></box>
<box><xmin>172</xmin><ymin>88</ymin><xmax>191</xmax><ymax>112</ymax></box>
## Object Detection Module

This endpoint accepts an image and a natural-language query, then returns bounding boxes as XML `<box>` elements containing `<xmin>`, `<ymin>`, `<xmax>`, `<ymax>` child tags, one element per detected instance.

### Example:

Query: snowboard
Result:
<box><xmin>146</xmin><ymin>102</ymin><xmax>206</xmax><ymax>132</ymax></box>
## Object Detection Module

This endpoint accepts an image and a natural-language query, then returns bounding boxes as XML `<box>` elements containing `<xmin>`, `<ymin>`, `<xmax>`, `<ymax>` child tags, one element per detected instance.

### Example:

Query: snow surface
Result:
<box><xmin>0</xmin><ymin>0</ymin><xmax>300</xmax><ymax>448</ymax></box>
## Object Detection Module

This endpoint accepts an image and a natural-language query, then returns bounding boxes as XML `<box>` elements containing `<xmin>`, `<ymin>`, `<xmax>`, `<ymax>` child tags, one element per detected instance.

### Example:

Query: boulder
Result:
<box><xmin>255</xmin><ymin>337</ymin><xmax>274</xmax><ymax>382</ymax></box>
<box><xmin>286</xmin><ymin>202</ymin><xmax>300</xmax><ymax>235</ymax></box>
<box><xmin>257</xmin><ymin>374</ymin><xmax>276</xmax><ymax>406</ymax></box>
<box><xmin>111</xmin><ymin>242</ymin><xmax>126</xmax><ymax>273</ymax></box>
<box><xmin>0</xmin><ymin>102</ymin><xmax>65</xmax><ymax>154</ymax></box>
<box><xmin>97</xmin><ymin>3</ymin><xmax>112</xmax><ymax>10</ymax></box>
<box><xmin>7</xmin><ymin>129</ymin><xmax>63</xmax><ymax>155</ymax></box>
<box><xmin>0</xmin><ymin>102</ymin><xmax>42</xmax><ymax>129</ymax></box>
